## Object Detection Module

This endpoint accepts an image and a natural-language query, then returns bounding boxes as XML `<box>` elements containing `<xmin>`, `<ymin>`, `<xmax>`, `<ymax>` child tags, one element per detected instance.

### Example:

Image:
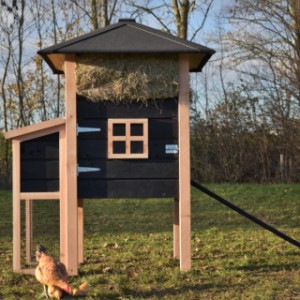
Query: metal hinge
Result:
<box><xmin>77</xmin><ymin>124</ymin><xmax>101</xmax><ymax>135</ymax></box>
<box><xmin>77</xmin><ymin>164</ymin><xmax>101</xmax><ymax>175</ymax></box>
<box><xmin>165</xmin><ymin>144</ymin><xmax>179</xmax><ymax>154</ymax></box>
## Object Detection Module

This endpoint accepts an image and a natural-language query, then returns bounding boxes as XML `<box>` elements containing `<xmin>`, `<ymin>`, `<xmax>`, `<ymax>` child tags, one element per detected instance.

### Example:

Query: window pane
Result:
<box><xmin>131</xmin><ymin>141</ymin><xmax>144</xmax><ymax>154</ymax></box>
<box><xmin>113</xmin><ymin>124</ymin><xmax>126</xmax><ymax>136</ymax></box>
<box><xmin>130</xmin><ymin>124</ymin><xmax>143</xmax><ymax>136</ymax></box>
<box><xmin>113</xmin><ymin>141</ymin><xmax>126</xmax><ymax>154</ymax></box>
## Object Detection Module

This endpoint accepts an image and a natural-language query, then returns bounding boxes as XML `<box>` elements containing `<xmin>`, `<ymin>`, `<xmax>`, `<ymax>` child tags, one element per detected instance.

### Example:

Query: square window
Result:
<box><xmin>130</xmin><ymin>124</ymin><xmax>143</xmax><ymax>136</ymax></box>
<box><xmin>113</xmin><ymin>124</ymin><xmax>126</xmax><ymax>136</ymax></box>
<box><xmin>131</xmin><ymin>141</ymin><xmax>144</xmax><ymax>154</ymax></box>
<box><xmin>108</xmin><ymin>119</ymin><xmax>148</xmax><ymax>159</ymax></box>
<box><xmin>113</xmin><ymin>141</ymin><xmax>126</xmax><ymax>154</ymax></box>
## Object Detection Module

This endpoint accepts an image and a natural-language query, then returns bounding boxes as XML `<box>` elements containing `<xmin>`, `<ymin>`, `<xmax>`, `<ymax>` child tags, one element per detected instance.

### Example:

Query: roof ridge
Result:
<box><xmin>128</xmin><ymin>24</ymin><xmax>199</xmax><ymax>51</ymax></box>
<box><xmin>38</xmin><ymin>22</ymin><xmax>125</xmax><ymax>54</ymax></box>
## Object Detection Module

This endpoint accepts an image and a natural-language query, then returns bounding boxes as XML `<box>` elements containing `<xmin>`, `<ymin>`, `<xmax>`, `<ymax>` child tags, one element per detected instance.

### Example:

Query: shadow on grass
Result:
<box><xmin>232</xmin><ymin>261</ymin><xmax>300</xmax><ymax>273</ymax></box>
<box><xmin>105</xmin><ymin>282</ymin><xmax>248</xmax><ymax>299</ymax></box>
<box><xmin>88</xmin><ymin>283</ymin><xmax>217</xmax><ymax>299</ymax></box>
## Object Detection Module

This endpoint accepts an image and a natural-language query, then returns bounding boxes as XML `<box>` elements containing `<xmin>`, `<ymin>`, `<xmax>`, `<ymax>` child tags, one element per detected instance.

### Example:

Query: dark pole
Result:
<box><xmin>191</xmin><ymin>180</ymin><xmax>300</xmax><ymax>248</ymax></box>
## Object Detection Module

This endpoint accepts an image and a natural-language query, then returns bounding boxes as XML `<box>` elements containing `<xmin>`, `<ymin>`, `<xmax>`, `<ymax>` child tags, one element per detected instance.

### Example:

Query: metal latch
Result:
<box><xmin>165</xmin><ymin>144</ymin><xmax>179</xmax><ymax>154</ymax></box>
<box><xmin>77</xmin><ymin>164</ymin><xmax>101</xmax><ymax>175</ymax></box>
<box><xmin>77</xmin><ymin>124</ymin><xmax>101</xmax><ymax>135</ymax></box>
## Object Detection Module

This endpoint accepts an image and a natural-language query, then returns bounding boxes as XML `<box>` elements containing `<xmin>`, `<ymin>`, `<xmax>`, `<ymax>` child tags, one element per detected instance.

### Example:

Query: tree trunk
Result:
<box><xmin>16</xmin><ymin>0</ymin><xmax>26</xmax><ymax>126</ymax></box>
<box><xmin>99</xmin><ymin>0</ymin><xmax>109</xmax><ymax>28</ymax></box>
<box><xmin>290</xmin><ymin>0</ymin><xmax>300</xmax><ymax>103</ymax></box>
<box><xmin>91</xmin><ymin>0</ymin><xmax>99</xmax><ymax>30</ymax></box>
<box><xmin>172</xmin><ymin>0</ymin><xmax>189</xmax><ymax>39</ymax></box>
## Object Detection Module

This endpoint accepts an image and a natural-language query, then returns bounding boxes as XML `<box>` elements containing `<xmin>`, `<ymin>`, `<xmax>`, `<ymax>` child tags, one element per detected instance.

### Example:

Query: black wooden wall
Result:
<box><xmin>77</xmin><ymin>96</ymin><xmax>179</xmax><ymax>198</ymax></box>
<box><xmin>20</xmin><ymin>98</ymin><xmax>179</xmax><ymax>198</ymax></box>
<box><xmin>21</xmin><ymin>133</ymin><xmax>59</xmax><ymax>192</ymax></box>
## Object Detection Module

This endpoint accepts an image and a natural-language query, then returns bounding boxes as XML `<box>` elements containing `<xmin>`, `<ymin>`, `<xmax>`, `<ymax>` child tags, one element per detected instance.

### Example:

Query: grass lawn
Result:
<box><xmin>0</xmin><ymin>184</ymin><xmax>299</xmax><ymax>299</ymax></box>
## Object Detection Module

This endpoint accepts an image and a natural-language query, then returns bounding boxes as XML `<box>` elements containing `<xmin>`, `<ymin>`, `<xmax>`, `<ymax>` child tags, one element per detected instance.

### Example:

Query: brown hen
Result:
<box><xmin>35</xmin><ymin>245</ymin><xmax>72</xmax><ymax>299</ymax></box>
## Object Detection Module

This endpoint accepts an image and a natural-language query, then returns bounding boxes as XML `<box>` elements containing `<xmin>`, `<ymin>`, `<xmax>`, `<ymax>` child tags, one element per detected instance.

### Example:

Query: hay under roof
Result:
<box><xmin>76</xmin><ymin>54</ymin><xmax>179</xmax><ymax>102</ymax></box>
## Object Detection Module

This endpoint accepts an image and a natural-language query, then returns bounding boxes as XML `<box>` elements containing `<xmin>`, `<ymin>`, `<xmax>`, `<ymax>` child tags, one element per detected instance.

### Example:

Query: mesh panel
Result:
<box><xmin>20</xmin><ymin>200</ymin><xmax>60</xmax><ymax>269</ymax></box>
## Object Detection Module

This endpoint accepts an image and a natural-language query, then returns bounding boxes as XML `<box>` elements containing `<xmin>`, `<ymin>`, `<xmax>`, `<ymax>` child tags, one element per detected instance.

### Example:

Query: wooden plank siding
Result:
<box><xmin>20</xmin><ymin>133</ymin><xmax>59</xmax><ymax>193</ymax></box>
<box><xmin>20</xmin><ymin>98</ymin><xmax>179</xmax><ymax>198</ymax></box>
<box><xmin>78</xmin><ymin>179</ymin><xmax>178</xmax><ymax>198</ymax></box>
<box><xmin>77</xmin><ymin>97</ymin><xmax>179</xmax><ymax>198</ymax></box>
<box><xmin>77</xmin><ymin>96</ymin><xmax>178</xmax><ymax>119</ymax></box>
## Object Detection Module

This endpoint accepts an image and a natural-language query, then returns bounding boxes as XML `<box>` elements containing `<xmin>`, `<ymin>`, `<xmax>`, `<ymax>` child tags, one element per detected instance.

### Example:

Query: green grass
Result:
<box><xmin>0</xmin><ymin>184</ymin><xmax>300</xmax><ymax>299</ymax></box>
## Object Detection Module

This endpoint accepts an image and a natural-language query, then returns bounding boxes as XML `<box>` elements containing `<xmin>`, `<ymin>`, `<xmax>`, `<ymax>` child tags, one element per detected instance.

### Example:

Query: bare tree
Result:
<box><xmin>0</xmin><ymin>9</ymin><xmax>13</xmax><ymax>131</ymax></box>
<box><xmin>223</xmin><ymin>0</ymin><xmax>300</xmax><ymax>110</ymax></box>
<box><xmin>14</xmin><ymin>0</ymin><xmax>27</xmax><ymax>126</ymax></box>
<box><xmin>172</xmin><ymin>0</ymin><xmax>189</xmax><ymax>39</ymax></box>
<box><xmin>71</xmin><ymin>0</ymin><xmax>120</xmax><ymax>30</ymax></box>
<box><xmin>125</xmin><ymin>0</ymin><xmax>214</xmax><ymax>39</ymax></box>
<box><xmin>32</xmin><ymin>0</ymin><xmax>47</xmax><ymax>121</ymax></box>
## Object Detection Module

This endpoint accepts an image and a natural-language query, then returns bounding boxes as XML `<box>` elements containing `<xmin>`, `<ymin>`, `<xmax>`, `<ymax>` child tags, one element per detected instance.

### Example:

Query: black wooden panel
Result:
<box><xmin>77</xmin><ymin>139</ymin><xmax>107</xmax><ymax>159</ymax></box>
<box><xmin>21</xmin><ymin>133</ymin><xmax>59</xmax><ymax>160</ymax></box>
<box><xmin>21</xmin><ymin>180</ymin><xmax>59</xmax><ymax>192</ymax></box>
<box><xmin>149</xmin><ymin>119</ymin><xmax>178</xmax><ymax>139</ymax></box>
<box><xmin>20</xmin><ymin>133</ymin><xmax>59</xmax><ymax>192</ymax></box>
<box><xmin>150</xmin><ymin>139</ymin><xmax>178</xmax><ymax>159</ymax></box>
<box><xmin>77</xmin><ymin>96</ymin><xmax>178</xmax><ymax>119</ymax></box>
<box><xmin>77</xmin><ymin>139</ymin><xmax>178</xmax><ymax>159</ymax></box>
<box><xmin>77</xmin><ymin>160</ymin><xmax>178</xmax><ymax>179</ymax></box>
<box><xmin>78</xmin><ymin>179</ymin><xmax>178</xmax><ymax>198</ymax></box>
<box><xmin>21</xmin><ymin>160</ymin><xmax>59</xmax><ymax>179</ymax></box>
<box><xmin>77</xmin><ymin>119</ymin><xmax>178</xmax><ymax>141</ymax></box>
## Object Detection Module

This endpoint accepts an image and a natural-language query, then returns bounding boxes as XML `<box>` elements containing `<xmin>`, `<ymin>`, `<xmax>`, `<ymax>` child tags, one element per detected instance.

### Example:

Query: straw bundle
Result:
<box><xmin>76</xmin><ymin>54</ymin><xmax>179</xmax><ymax>102</ymax></box>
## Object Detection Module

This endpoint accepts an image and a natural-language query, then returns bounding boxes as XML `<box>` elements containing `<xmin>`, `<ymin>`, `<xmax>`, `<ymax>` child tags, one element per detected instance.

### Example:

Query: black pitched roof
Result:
<box><xmin>38</xmin><ymin>19</ymin><xmax>215</xmax><ymax>74</ymax></box>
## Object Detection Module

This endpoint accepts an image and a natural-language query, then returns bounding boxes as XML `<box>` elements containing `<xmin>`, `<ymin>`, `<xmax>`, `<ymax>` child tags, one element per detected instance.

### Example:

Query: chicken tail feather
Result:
<box><xmin>72</xmin><ymin>281</ymin><xmax>89</xmax><ymax>297</ymax></box>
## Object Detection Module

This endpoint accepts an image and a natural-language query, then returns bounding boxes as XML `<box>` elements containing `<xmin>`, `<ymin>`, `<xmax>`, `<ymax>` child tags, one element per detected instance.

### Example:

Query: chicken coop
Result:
<box><xmin>5</xmin><ymin>19</ymin><xmax>215</xmax><ymax>275</ymax></box>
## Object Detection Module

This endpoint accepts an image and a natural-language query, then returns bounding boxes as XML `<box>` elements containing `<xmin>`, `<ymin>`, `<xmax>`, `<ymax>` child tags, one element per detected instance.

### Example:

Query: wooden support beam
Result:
<box><xmin>19</xmin><ymin>269</ymin><xmax>36</xmax><ymax>275</ymax></box>
<box><xmin>59</xmin><ymin>126</ymin><xmax>67</xmax><ymax>267</ymax></box>
<box><xmin>12</xmin><ymin>139</ymin><xmax>21</xmax><ymax>272</ymax></box>
<box><xmin>25</xmin><ymin>200</ymin><xmax>33</xmax><ymax>265</ymax></box>
<box><xmin>63</xmin><ymin>54</ymin><xmax>78</xmax><ymax>275</ymax></box>
<box><xmin>5</xmin><ymin>118</ymin><xmax>65</xmax><ymax>140</ymax></box>
<box><xmin>178</xmin><ymin>54</ymin><xmax>191</xmax><ymax>270</ymax></box>
<box><xmin>173</xmin><ymin>198</ymin><xmax>180</xmax><ymax>260</ymax></box>
<box><xmin>20</xmin><ymin>192</ymin><xmax>60</xmax><ymax>200</ymax></box>
<box><xmin>78</xmin><ymin>199</ymin><xmax>84</xmax><ymax>264</ymax></box>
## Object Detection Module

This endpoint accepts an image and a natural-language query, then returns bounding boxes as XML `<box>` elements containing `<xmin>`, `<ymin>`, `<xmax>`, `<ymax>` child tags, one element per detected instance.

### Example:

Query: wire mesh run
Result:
<box><xmin>20</xmin><ymin>200</ymin><xmax>60</xmax><ymax>269</ymax></box>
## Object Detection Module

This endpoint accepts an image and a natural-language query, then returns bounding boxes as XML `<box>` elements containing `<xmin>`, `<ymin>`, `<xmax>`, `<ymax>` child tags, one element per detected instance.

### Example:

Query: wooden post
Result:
<box><xmin>63</xmin><ymin>54</ymin><xmax>78</xmax><ymax>275</ymax></box>
<box><xmin>178</xmin><ymin>54</ymin><xmax>191</xmax><ymax>270</ymax></box>
<box><xmin>59</xmin><ymin>126</ymin><xmax>67</xmax><ymax>266</ymax></box>
<box><xmin>25</xmin><ymin>200</ymin><xmax>33</xmax><ymax>265</ymax></box>
<box><xmin>12</xmin><ymin>139</ymin><xmax>21</xmax><ymax>272</ymax></box>
<box><xmin>78</xmin><ymin>198</ymin><xmax>84</xmax><ymax>264</ymax></box>
<box><xmin>173</xmin><ymin>198</ymin><xmax>180</xmax><ymax>259</ymax></box>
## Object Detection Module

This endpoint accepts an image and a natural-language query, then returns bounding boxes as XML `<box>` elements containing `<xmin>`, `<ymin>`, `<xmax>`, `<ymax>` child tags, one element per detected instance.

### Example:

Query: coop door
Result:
<box><xmin>20</xmin><ymin>199</ymin><xmax>60</xmax><ymax>270</ymax></box>
<box><xmin>108</xmin><ymin>118</ymin><xmax>148</xmax><ymax>159</ymax></box>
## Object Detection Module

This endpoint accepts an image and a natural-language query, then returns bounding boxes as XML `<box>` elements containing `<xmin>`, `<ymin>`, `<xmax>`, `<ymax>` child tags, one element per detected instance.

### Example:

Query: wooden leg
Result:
<box><xmin>60</xmin><ymin>196</ymin><xmax>67</xmax><ymax>266</ymax></box>
<box><xmin>78</xmin><ymin>199</ymin><xmax>84</xmax><ymax>264</ymax></box>
<box><xmin>64</xmin><ymin>56</ymin><xmax>78</xmax><ymax>276</ymax></box>
<box><xmin>12</xmin><ymin>140</ymin><xmax>21</xmax><ymax>272</ymax></box>
<box><xmin>173</xmin><ymin>198</ymin><xmax>180</xmax><ymax>260</ymax></box>
<box><xmin>59</xmin><ymin>128</ymin><xmax>67</xmax><ymax>267</ymax></box>
<box><xmin>25</xmin><ymin>200</ymin><xmax>33</xmax><ymax>265</ymax></box>
<box><xmin>178</xmin><ymin>54</ymin><xmax>191</xmax><ymax>270</ymax></box>
<box><xmin>179</xmin><ymin>193</ymin><xmax>191</xmax><ymax>270</ymax></box>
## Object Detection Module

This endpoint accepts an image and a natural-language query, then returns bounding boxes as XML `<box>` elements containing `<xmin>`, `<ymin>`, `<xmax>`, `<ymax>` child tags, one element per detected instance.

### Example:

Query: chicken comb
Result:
<box><xmin>36</xmin><ymin>244</ymin><xmax>47</xmax><ymax>253</ymax></box>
